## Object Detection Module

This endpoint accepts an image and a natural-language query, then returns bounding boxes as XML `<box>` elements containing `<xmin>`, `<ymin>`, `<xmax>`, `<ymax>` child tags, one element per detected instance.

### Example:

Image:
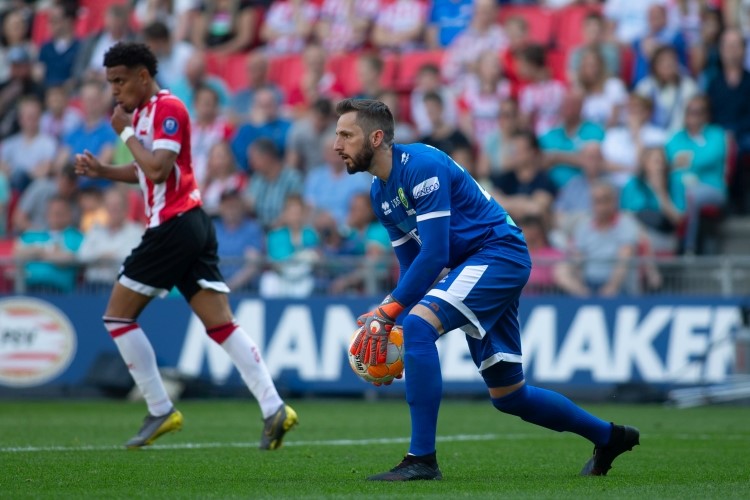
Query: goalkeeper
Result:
<box><xmin>335</xmin><ymin>98</ymin><xmax>640</xmax><ymax>481</ymax></box>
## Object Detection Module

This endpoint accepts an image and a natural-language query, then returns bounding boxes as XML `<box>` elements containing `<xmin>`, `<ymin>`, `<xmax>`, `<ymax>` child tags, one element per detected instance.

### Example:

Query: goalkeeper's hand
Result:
<box><xmin>372</xmin><ymin>372</ymin><xmax>403</xmax><ymax>387</ymax></box>
<box><xmin>350</xmin><ymin>295</ymin><xmax>404</xmax><ymax>365</ymax></box>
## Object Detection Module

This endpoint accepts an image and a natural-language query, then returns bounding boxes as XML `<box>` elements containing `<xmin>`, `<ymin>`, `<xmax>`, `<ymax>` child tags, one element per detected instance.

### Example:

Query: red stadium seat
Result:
<box><xmin>328</xmin><ymin>52</ymin><xmax>398</xmax><ymax>97</ymax></box>
<box><xmin>266</xmin><ymin>54</ymin><xmax>305</xmax><ymax>96</ymax></box>
<box><xmin>80</xmin><ymin>0</ymin><xmax>129</xmax><ymax>35</ymax></box>
<box><xmin>393</xmin><ymin>50</ymin><xmax>445</xmax><ymax>92</ymax></box>
<box><xmin>546</xmin><ymin>49</ymin><xmax>568</xmax><ymax>84</ymax></box>
<box><xmin>205</xmin><ymin>52</ymin><xmax>249</xmax><ymax>92</ymax></box>
<box><xmin>498</xmin><ymin>6</ymin><xmax>554</xmax><ymax>47</ymax></box>
<box><xmin>553</xmin><ymin>5</ymin><xmax>603</xmax><ymax>52</ymax></box>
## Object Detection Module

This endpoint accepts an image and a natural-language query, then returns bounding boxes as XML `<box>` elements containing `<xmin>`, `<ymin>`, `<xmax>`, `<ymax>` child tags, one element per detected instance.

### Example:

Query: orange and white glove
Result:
<box><xmin>350</xmin><ymin>295</ymin><xmax>404</xmax><ymax>365</ymax></box>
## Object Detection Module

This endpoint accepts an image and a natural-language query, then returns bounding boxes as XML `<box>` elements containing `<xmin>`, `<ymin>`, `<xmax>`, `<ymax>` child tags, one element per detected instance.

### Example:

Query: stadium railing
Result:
<box><xmin>2</xmin><ymin>254</ymin><xmax>750</xmax><ymax>298</ymax></box>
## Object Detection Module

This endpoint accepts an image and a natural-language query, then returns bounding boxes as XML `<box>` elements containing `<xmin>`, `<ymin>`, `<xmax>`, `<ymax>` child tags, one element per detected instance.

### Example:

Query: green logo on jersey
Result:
<box><xmin>398</xmin><ymin>187</ymin><xmax>409</xmax><ymax>209</ymax></box>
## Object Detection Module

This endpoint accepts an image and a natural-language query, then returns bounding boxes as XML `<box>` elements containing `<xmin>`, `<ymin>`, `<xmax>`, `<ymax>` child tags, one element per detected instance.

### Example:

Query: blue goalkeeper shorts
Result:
<box><xmin>418</xmin><ymin>236</ymin><xmax>531</xmax><ymax>379</ymax></box>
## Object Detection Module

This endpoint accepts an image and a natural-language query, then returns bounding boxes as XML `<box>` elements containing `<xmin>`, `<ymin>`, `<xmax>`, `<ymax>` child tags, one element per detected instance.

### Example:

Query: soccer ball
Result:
<box><xmin>348</xmin><ymin>325</ymin><xmax>405</xmax><ymax>385</ymax></box>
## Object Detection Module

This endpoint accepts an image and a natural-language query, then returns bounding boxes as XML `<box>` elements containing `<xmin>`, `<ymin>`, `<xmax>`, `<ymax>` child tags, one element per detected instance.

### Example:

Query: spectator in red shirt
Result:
<box><xmin>286</xmin><ymin>43</ymin><xmax>345</xmax><ymax>115</ymax></box>
<box><xmin>191</xmin><ymin>84</ymin><xmax>234</xmax><ymax>187</ymax></box>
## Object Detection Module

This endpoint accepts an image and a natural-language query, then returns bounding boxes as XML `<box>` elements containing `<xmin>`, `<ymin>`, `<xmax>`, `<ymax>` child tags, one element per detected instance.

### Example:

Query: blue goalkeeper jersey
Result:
<box><xmin>371</xmin><ymin>143</ymin><xmax>530</xmax><ymax>307</ymax></box>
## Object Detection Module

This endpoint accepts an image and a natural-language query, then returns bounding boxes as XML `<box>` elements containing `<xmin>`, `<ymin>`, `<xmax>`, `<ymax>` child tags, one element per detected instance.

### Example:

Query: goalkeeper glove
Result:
<box><xmin>350</xmin><ymin>294</ymin><xmax>404</xmax><ymax>365</ymax></box>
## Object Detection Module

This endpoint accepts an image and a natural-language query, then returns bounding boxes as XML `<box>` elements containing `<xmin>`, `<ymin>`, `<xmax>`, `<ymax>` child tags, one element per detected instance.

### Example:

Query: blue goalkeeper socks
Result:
<box><xmin>491</xmin><ymin>384</ymin><xmax>612</xmax><ymax>447</ymax></box>
<box><xmin>403</xmin><ymin>314</ymin><xmax>441</xmax><ymax>456</ymax></box>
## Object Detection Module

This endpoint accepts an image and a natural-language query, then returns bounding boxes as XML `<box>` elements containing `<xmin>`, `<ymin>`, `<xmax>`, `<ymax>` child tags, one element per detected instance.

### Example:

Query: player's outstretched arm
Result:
<box><xmin>74</xmin><ymin>150</ymin><xmax>139</xmax><ymax>184</ymax></box>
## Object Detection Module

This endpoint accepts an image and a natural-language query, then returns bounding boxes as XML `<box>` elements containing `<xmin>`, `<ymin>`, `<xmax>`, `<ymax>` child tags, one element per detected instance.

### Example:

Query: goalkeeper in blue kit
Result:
<box><xmin>335</xmin><ymin>98</ymin><xmax>640</xmax><ymax>481</ymax></box>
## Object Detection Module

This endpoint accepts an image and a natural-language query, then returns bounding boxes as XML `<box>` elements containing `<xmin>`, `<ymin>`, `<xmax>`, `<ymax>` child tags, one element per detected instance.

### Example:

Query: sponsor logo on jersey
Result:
<box><xmin>381</xmin><ymin>201</ymin><xmax>392</xmax><ymax>215</ymax></box>
<box><xmin>412</xmin><ymin>177</ymin><xmax>440</xmax><ymax>199</ymax></box>
<box><xmin>398</xmin><ymin>187</ymin><xmax>409</xmax><ymax>208</ymax></box>
<box><xmin>401</xmin><ymin>152</ymin><xmax>410</xmax><ymax>164</ymax></box>
<box><xmin>0</xmin><ymin>297</ymin><xmax>77</xmax><ymax>388</ymax></box>
<box><xmin>162</xmin><ymin>117</ymin><xmax>179</xmax><ymax>135</ymax></box>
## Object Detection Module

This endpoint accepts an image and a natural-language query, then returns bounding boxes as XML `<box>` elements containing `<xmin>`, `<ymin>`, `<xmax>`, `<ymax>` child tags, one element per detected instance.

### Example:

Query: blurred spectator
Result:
<box><xmin>500</xmin><ymin>15</ymin><xmax>532</xmax><ymax>92</ymax></box>
<box><xmin>202</xmin><ymin>141</ymin><xmax>248</xmax><ymax>217</ymax></box>
<box><xmin>442</xmin><ymin>0</ymin><xmax>507</xmax><ymax>86</ymax></box>
<box><xmin>631</xmin><ymin>3</ymin><xmax>688</xmax><ymax>85</ymax></box>
<box><xmin>553</xmin><ymin>142</ymin><xmax>608</xmax><ymax>240</ymax></box>
<box><xmin>13</xmin><ymin>163</ymin><xmax>79</xmax><ymax>233</ymax></box>
<box><xmin>457</xmin><ymin>50</ymin><xmax>511</xmax><ymax>148</ymax></box>
<box><xmin>286</xmin><ymin>97</ymin><xmax>336</xmax><ymax>173</ymax></box>
<box><xmin>74</xmin><ymin>4</ymin><xmax>135</xmax><ymax>83</ymax></box>
<box><xmin>54</xmin><ymin>79</ymin><xmax>117</xmax><ymax>189</ymax></box>
<box><xmin>575</xmin><ymin>47</ymin><xmax>628</xmax><ymax>128</ymax></box>
<box><xmin>692</xmin><ymin>7</ymin><xmax>724</xmax><ymax>82</ymax></box>
<box><xmin>419</xmin><ymin>91</ymin><xmax>473</xmax><ymax>172</ymax></box>
<box><xmin>558</xmin><ymin>182</ymin><xmax>639</xmax><ymax>296</ymax></box>
<box><xmin>231</xmin><ymin>86</ymin><xmax>291</xmax><ymax>172</ymax></box>
<box><xmin>602</xmin><ymin>93</ymin><xmax>667</xmax><ymax>187</ymax></box>
<box><xmin>77</xmin><ymin>186</ymin><xmax>108</xmax><ymax>233</ymax></box>
<box><xmin>304</xmin><ymin>134</ymin><xmax>372</xmax><ymax>228</ymax></box>
<box><xmin>37</xmin><ymin>2</ymin><xmax>80</xmax><ymax>90</ymax></box>
<box><xmin>39</xmin><ymin>84</ymin><xmax>83</xmax><ymax>141</ymax></box>
<box><xmin>243</xmin><ymin>138</ymin><xmax>303</xmax><ymax>229</ymax></box>
<box><xmin>567</xmin><ymin>12</ymin><xmax>621</xmax><ymax>85</ymax></box>
<box><xmin>77</xmin><ymin>187</ymin><xmax>142</xmax><ymax>286</ymax></box>
<box><xmin>13</xmin><ymin>195</ymin><xmax>82</xmax><ymax>293</ymax></box>
<box><xmin>229</xmin><ymin>49</ymin><xmax>283</xmax><ymax>123</ymax></box>
<box><xmin>260</xmin><ymin>0</ymin><xmax>318</xmax><ymax>56</ymax></box>
<box><xmin>133</xmin><ymin>0</ymin><xmax>198</xmax><ymax>43</ymax></box>
<box><xmin>665</xmin><ymin>95</ymin><xmax>728</xmax><ymax>254</ymax></box>
<box><xmin>259</xmin><ymin>194</ymin><xmax>319</xmax><ymax>298</ymax></box>
<box><xmin>377</xmin><ymin>90</ymin><xmax>416</xmax><ymax>143</ymax></box>
<box><xmin>191</xmin><ymin>0</ymin><xmax>260</xmax><ymax>54</ymax></box>
<box><xmin>213</xmin><ymin>189</ymin><xmax>264</xmax><ymax>292</ymax></box>
<box><xmin>0</xmin><ymin>45</ymin><xmax>45</xmax><ymax>140</ymax></box>
<box><xmin>0</xmin><ymin>95</ymin><xmax>57</xmax><ymax>192</ymax></box>
<box><xmin>354</xmin><ymin>53</ymin><xmax>385</xmax><ymax>100</ymax></box>
<box><xmin>540</xmin><ymin>90</ymin><xmax>605</xmax><ymax>188</ymax></box>
<box><xmin>604</xmin><ymin>0</ymin><xmax>663</xmax><ymax>45</ymax></box>
<box><xmin>476</xmin><ymin>98</ymin><xmax>520</xmax><ymax>185</ymax></box>
<box><xmin>170</xmin><ymin>50</ymin><xmax>230</xmax><ymax>116</ymax></box>
<box><xmin>635</xmin><ymin>45</ymin><xmax>698</xmax><ymax>134</ymax></box>
<box><xmin>328</xmin><ymin>192</ymin><xmax>391</xmax><ymax>295</ymax></box>
<box><xmin>492</xmin><ymin>130</ymin><xmax>557</xmax><ymax>224</ymax></box>
<box><xmin>621</xmin><ymin>146</ymin><xmax>683</xmax><ymax>254</ymax></box>
<box><xmin>315</xmin><ymin>0</ymin><xmax>380</xmax><ymax>54</ymax></box>
<box><xmin>519</xmin><ymin>215</ymin><xmax>565</xmax><ymax>295</ymax></box>
<box><xmin>517</xmin><ymin>44</ymin><xmax>566</xmax><ymax>136</ymax></box>
<box><xmin>371</xmin><ymin>0</ymin><xmax>428</xmax><ymax>53</ymax></box>
<box><xmin>706</xmin><ymin>28</ymin><xmax>750</xmax><ymax>212</ymax></box>
<box><xmin>191</xmin><ymin>84</ymin><xmax>234</xmax><ymax>187</ymax></box>
<box><xmin>0</xmin><ymin>169</ymin><xmax>8</xmax><ymax>237</ymax></box>
<box><xmin>0</xmin><ymin>7</ymin><xmax>34</xmax><ymax>85</ymax></box>
<box><xmin>426</xmin><ymin>0</ymin><xmax>473</xmax><ymax>49</ymax></box>
<box><xmin>286</xmin><ymin>43</ymin><xmax>345</xmax><ymax>114</ymax></box>
<box><xmin>410</xmin><ymin>63</ymin><xmax>458</xmax><ymax>137</ymax></box>
<box><xmin>666</xmin><ymin>0</ymin><xmax>703</xmax><ymax>48</ymax></box>
<box><xmin>142</xmin><ymin>20</ymin><xmax>194</xmax><ymax>91</ymax></box>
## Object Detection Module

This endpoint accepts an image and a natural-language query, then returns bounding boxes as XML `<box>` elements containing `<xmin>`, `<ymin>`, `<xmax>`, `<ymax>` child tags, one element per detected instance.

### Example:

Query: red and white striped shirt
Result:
<box><xmin>519</xmin><ymin>79</ymin><xmax>567</xmax><ymax>136</ymax></box>
<box><xmin>132</xmin><ymin>90</ymin><xmax>201</xmax><ymax>228</ymax></box>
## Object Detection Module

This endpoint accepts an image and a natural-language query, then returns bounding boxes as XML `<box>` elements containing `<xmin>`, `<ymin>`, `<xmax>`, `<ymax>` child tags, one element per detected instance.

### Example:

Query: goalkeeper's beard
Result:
<box><xmin>346</xmin><ymin>141</ymin><xmax>375</xmax><ymax>175</ymax></box>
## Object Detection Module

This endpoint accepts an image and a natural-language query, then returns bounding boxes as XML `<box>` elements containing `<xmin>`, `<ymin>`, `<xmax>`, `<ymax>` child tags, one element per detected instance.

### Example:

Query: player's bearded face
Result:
<box><xmin>346</xmin><ymin>139</ymin><xmax>375</xmax><ymax>175</ymax></box>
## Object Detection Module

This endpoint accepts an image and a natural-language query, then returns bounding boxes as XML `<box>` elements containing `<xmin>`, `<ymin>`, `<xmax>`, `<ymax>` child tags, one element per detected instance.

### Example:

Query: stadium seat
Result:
<box><xmin>498</xmin><ymin>6</ymin><xmax>554</xmax><ymax>47</ymax></box>
<box><xmin>327</xmin><ymin>52</ymin><xmax>398</xmax><ymax>97</ymax></box>
<box><xmin>553</xmin><ymin>5</ymin><xmax>603</xmax><ymax>52</ymax></box>
<box><xmin>546</xmin><ymin>49</ymin><xmax>568</xmax><ymax>83</ymax></box>
<box><xmin>266</xmin><ymin>54</ymin><xmax>305</xmax><ymax>96</ymax></box>
<box><xmin>205</xmin><ymin>52</ymin><xmax>249</xmax><ymax>92</ymax></box>
<box><xmin>393</xmin><ymin>50</ymin><xmax>445</xmax><ymax>92</ymax></box>
<box><xmin>79</xmin><ymin>0</ymin><xmax>129</xmax><ymax>35</ymax></box>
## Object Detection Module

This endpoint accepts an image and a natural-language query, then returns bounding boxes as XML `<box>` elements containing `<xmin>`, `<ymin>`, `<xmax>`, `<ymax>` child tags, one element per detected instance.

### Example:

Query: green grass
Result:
<box><xmin>1</xmin><ymin>399</ymin><xmax>748</xmax><ymax>499</ymax></box>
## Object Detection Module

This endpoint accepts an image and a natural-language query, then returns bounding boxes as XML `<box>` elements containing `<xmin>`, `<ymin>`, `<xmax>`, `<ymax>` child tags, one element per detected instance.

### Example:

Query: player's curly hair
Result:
<box><xmin>335</xmin><ymin>98</ymin><xmax>394</xmax><ymax>147</ymax></box>
<box><xmin>103</xmin><ymin>42</ymin><xmax>158</xmax><ymax>77</ymax></box>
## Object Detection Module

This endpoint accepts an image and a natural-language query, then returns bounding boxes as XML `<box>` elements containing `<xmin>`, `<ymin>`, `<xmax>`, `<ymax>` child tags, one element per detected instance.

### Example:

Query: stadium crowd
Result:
<box><xmin>0</xmin><ymin>0</ymin><xmax>749</xmax><ymax>298</ymax></box>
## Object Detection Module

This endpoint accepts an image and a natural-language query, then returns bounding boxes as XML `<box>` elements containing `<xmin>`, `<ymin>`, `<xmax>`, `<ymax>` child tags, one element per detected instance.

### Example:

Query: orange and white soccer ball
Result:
<box><xmin>348</xmin><ymin>325</ymin><xmax>405</xmax><ymax>385</ymax></box>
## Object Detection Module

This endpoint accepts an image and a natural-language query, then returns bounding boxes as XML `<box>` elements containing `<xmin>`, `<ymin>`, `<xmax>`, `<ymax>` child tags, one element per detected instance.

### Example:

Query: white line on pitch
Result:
<box><xmin>0</xmin><ymin>433</ymin><xmax>523</xmax><ymax>453</ymax></box>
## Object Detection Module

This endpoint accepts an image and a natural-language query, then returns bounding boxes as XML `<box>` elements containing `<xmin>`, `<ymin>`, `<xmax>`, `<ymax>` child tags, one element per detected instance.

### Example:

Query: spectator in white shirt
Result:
<box><xmin>77</xmin><ymin>187</ymin><xmax>143</xmax><ymax>286</ymax></box>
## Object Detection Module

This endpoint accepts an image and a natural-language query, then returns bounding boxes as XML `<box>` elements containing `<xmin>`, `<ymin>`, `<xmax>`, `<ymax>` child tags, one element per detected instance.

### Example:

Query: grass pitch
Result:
<box><xmin>1</xmin><ymin>399</ymin><xmax>748</xmax><ymax>499</ymax></box>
